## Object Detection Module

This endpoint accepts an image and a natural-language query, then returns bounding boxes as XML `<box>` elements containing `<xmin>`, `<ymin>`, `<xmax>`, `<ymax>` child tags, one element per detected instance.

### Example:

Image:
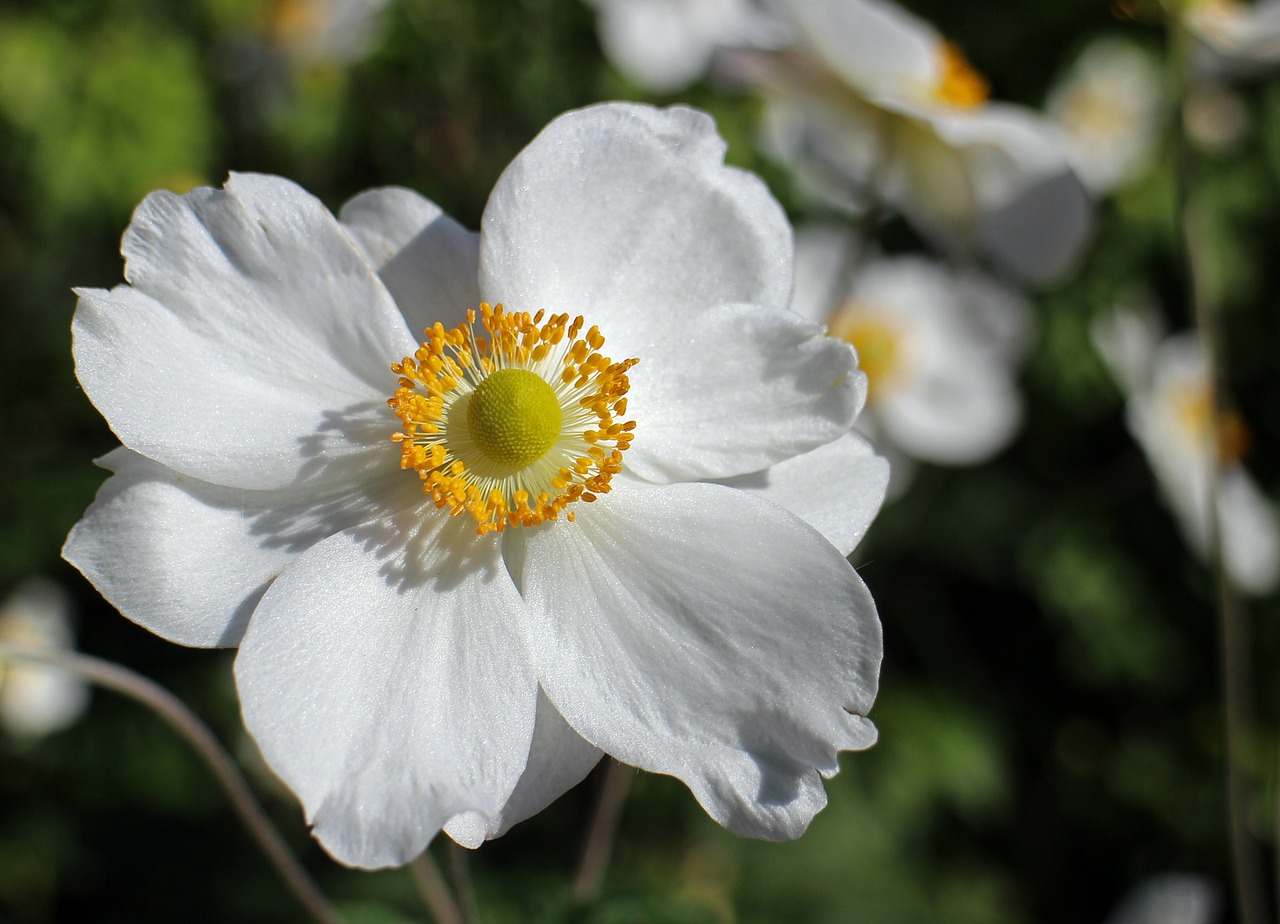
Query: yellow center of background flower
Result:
<box><xmin>828</xmin><ymin>303</ymin><xmax>907</xmax><ymax>405</ymax></box>
<box><xmin>388</xmin><ymin>303</ymin><xmax>638</xmax><ymax>535</ymax></box>
<box><xmin>1172</xmin><ymin>383</ymin><xmax>1250</xmax><ymax>465</ymax></box>
<box><xmin>934</xmin><ymin>42</ymin><xmax>989</xmax><ymax>109</ymax></box>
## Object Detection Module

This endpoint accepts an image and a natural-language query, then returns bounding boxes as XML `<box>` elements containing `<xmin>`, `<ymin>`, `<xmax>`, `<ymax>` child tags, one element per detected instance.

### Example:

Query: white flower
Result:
<box><xmin>63</xmin><ymin>102</ymin><xmax>888</xmax><ymax>869</ymax></box>
<box><xmin>0</xmin><ymin>579</ymin><xmax>88</xmax><ymax>738</ymax></box>
<box><xmin>791</xmin><ymin>225</ymin><xmax>1030</xmax><ymax>477</ymax></box>
<box><xmin>1186</xmin><ymin>0</ymin><xmax>1280</xmax><ymax>69</ymax></box>
<box><xmin>1103</xmin><ymin>873</ymin><xmax>1219</xmax><ymax>924</ymax></box>
<box><xmin>265</xmin><ymin>0</ymin><xmax>390</xmax><ymax>65</ymax></box>
<box><xmin>1045</xmin><ymin>37</ymin><xmax>1165</xmax><ymax>195</ymax></box>
<box><xmin>1093</xmin><ymin>310</ymin><xmax>1280</xmax><ymax>594</ymax></box>
<box><xmin>758</xmin><ymin>0</ymin><xmax>1092</xmax><ymax>283</ymax></box>
<box><xmin>585</xmin><ymin>0</ymin><xmax>786</xmax><ymax>92</ymax></box>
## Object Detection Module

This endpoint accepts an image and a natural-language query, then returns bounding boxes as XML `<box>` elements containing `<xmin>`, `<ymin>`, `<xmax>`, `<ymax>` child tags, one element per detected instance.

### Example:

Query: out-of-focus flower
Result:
<box><xmin>1183</xmin><ymin>80</ymin><xmax>1250</xmax><ymax>152</ymax></box>
<box><xmin>586</xmin><ymin>0</ymin><xmax>786</xmax><ymax>92</ymax></box>
<box><xmin>64</xmin><ymin>103</ymin><xmax>888</xmax><ymax>869</ymax></box>
<box><xmin>1186</xmin><ymin>0</ymin><xmax>1280</xmax><ymax>69</ymax></box>
<box><xmin>1103</xmin><ymin>872</ymin><xmax>1219</xmax><ymax>924</ymax></box>
<box><xmin>1045</xmin><ymin>37</ymin><xmax>1165</xmax><ymax>194</ymax></box>
<box><xmin>0</xmin><ymin>579</ymin><xmax>88</xmax><ymax>738</ymax></box>
<box><xmin>264</xmin><ymin>0</ymin><xmax>390</xmax><ymax>66</ymax></box>
<box><xmin>791</xmin><ymin>225</ymin><xmax>1030</xmax><ymax>483</ymax></box>
<box><xmin>1093</xmin><ymin>309</ymin><xmax>1279</xmax><ymax>594</ymax></box>
<box><xmin>757</xmin><ymin>0</ymin><xmax>1091</xmax><ymax>284</ymax></box>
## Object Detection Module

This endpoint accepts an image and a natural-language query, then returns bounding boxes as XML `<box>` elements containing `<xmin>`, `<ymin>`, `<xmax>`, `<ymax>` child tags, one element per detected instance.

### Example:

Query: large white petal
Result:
<box><xmin>716</xmin><ymin>432</ymin><xmax>889</xmax><ymax>556</ymax></box>
<box><xmin>62</xmin><ymin>448</ymin><xmax>419</xmax><ymax>648</ymax></box>
<box><xmin>444</xmin><ymin>689</ymin><xmax>603</xmax><ymax>846</ymax></box>
<box><xmin>236</xmin><ymin>506</ymin><xmax>537</xmax><ymax>869</ymax></box>
<box><xmin>339</xmin><ymin>187</ymin><xmax>481</xmax><ymax>337</ymax></box>
<box><xmin>623</xmin><ymin>302</ymin><xmax>865</xmax><ymax>482</ymax></box>
<box><xmin>780</xmin><ymin>0</ymin><xmax>938</xmax><ymax>99</ymax></box>
<box><xmin>1220</xmin><ymin>468</ymin><xmax>1280</xmax><ymax>596</ymax></box>
<box><xmin>505</xmin><ymin>480</ymin><xmax>881</xmax><ymax>840</ymax></box>
<box><xmin>73</xmin><ymin>173</ymin><xmax>416</xmax><ymax>491</ymax></box>
<box><xmin>479</xmin><ymin>102</ymin><xmax>793</xmax><ymax>358</ymax></box>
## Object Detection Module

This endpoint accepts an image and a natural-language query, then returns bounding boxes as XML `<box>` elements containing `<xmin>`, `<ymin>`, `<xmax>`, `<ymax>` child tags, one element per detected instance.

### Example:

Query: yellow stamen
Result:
<box><xmin>1172</xmin><ymin>384</ymin><xmax>1250</xmax><ymax>465</ymax></box>
<box><xmin>387</xmin><ymin>303</ymin><xmax>638</xmax><ymax>535</ymax></box>
<box><xmin>935</xmin><ymin>42</ymin><xmax>989</xmax><ymax>109</ymax></box>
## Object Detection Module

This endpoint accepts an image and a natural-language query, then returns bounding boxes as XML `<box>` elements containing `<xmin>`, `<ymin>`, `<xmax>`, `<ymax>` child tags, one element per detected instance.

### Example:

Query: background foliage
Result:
<box><xmin>2</xmin><ymin>0</ymin><xmax>1278</xmax><ymax>921</ymax></box>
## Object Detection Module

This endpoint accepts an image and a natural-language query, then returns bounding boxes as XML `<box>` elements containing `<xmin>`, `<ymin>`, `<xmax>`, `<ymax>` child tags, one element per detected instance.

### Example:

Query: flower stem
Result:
<box><xmin>572</xmin><ymin>758</ymin><xmax>633</xmax><ymax>905</ymax></box>
<box><xmin>408</xmin><ymin>850</ymin><xmax>466</xmax><ymax>924</ymax></box>
<box><xmin>1168</xmin><ymin>17</ymin><xmax>1268</xmax><ymax>924</ymax></box>
<box><xmin>446</xmin><ymin>842</ymin><xmax>481</xmax><ymax>924</ymax></box>
<box><xmin>0</xmin><ymin>643</ymin><xmax>343</xmax><ymax>924</ymax></box>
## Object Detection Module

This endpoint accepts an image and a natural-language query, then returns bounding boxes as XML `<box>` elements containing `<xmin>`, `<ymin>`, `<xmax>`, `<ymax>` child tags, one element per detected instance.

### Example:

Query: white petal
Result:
<box><xmin>780</xmin><ymin>0</ymin><xmax>938</xmax><ymax>99</ymax></box>
<box><xmin>594</xmin><ymin>0</ymin><xmax>720</xmax><ymax>92</ymax></box>
<box><xmin>1220</xmin><ymin>468</ymin><xmax>1280</xmax><ymax>596</ymax></box>
<box><xmin>479</xmin><ymin>102</ymin><xmax>793</xmax><ymax>357</ymax></box>
<box><xmin>624</xmin><ymin>302</ymin><xmax>865</xmax><ymax>483</ymax></box>
<box><xmin>878</xmin><ymin>372</ymin><xmax>1022</xmax><ymax>463</ymax></box>
<box><xmin>73</xmin><ymin>173</ymin><xmax>416</xmax><ymax>490</ymax></box>
<box><xmin>790</xmin><ymin>224</ymin><xmax>859</xmax><ymax>325</ymax></box>
<box><xmin>62</xmin><ymin>448</ymin><xmax>419</xmax><ymax>648</ymax></box>
<box><xmin>505</xmin><ymin>480</ymin><xmax>881</xmax><ymax>840</ymax></box>
<box><xmin>339</xmin><ymin>187</ymin><xmax>481</xmax><ymax>337</ymax></box>
<box><xmin>716</xmin><ymin>432</ymin><xmax>888</xmax><ymax>556</ymax></box>
<box><xmin>236</xmin><ymin>506</ymin><xmax>537</xmax><ymax>869</ymax></box>
<box><xmin>444</xmin><ymin>689</ymin><xmax>603</xmax><ymax>846</ymax></box>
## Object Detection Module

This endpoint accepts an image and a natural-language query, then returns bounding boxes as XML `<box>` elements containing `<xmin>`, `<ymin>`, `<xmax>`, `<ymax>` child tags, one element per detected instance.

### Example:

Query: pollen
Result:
<box><xmin>1172</xmin><ymin>383</ymin><xmax>1251</xmax><ymax>465</ymax></box>
<box><xmin>387</xmin><ymin>303</ymin><xmax>638</xmax><ymax>535</ymax></box>
<box><xmin>934</xmin><ymin>41</ymin><xmax>989</xmax><ymax>110</ymax></box>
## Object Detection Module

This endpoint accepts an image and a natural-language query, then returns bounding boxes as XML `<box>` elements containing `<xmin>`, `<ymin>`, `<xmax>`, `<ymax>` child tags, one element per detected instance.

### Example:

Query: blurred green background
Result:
<box><xmin>3</xmin><ymin>0</ymin><xmax>1280</xmax><ymax>921</ymax></box>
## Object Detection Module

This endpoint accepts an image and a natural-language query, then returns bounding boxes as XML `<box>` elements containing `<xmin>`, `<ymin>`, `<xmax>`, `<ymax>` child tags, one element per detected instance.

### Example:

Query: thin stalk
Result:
<box><xmin>1168</xmin><ymin>16</ymin><xmax>1268</xmax><ymax>924</ymax></box>
<box><xmin>572</xmin><ymin>758</ymin><xmax>634</xmax><ymax>905</ymax></box>
<box><xmin>0</xmin><ymin>643</ymin><xmax>342</xmax><ymax>924</ymax></box>
<box><xmin>408</xmin><ymin>850</ymin><xmax>465</xmax><ymax>924</ymax></box>
<box><xmin>446</xmin><ymin>841</ymin><xmax>481</xmax><ymax>924</ymax></box>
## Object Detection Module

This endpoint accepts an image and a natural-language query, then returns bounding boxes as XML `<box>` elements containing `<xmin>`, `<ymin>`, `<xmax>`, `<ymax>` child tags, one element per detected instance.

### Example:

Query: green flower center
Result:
<box><xmin>466</xmin><ymin>367</ymin><xmax>563</xmax><ymax>468</ymax></box>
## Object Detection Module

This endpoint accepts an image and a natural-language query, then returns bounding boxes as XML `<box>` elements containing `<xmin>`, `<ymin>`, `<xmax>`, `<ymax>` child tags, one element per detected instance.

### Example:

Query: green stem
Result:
<box><xmin>1168</xmin><ymin>17</ymin><xmax>1268</xmax><ymax>924</ymax></box>
<box><xmin>0</xmin><ymin>643</ymin><xmax>343</xmax><ymax>924</ymax></box>
<box><xmin>572</xmin><ymin>758</ymin><xmax>633</xmax><ymax>905</ymax></box>
<box><xmin>408</xmin><ymin>850</ymin><xmax>466</xmax><ymax>924</ymax></box>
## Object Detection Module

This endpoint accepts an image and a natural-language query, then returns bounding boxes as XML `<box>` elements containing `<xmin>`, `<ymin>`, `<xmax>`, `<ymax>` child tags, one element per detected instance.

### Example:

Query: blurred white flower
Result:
<box><xmin>1183</xmin><ymin>80</ymin><xmax>1250</xmax><ymax>152</ymax></box>
<box><xmin>1186</xmin><ymin>0</ymin><xmax>1280</xmax><ymax>69</ymax></box>
<box><xmin>64</xmin><ymin>103</ymin><xmax>888</xmax><ymax>869</ymax></box>
<box><xmin>586</xmin><ymin>0</ymin><xmax>786</xmax><ymax>91</ymax></box>
<box><xmin>1103</xmin><ymin>872</ymin><xmax>1219</xmax><ymax>924</ymax></box>
<box><xmin>1093</xmin><ymin>309</ymin><xmax>1279</xmax><ymax>594</ymax></box>
<box><xmin>1046</xmin><ymin>37</ymin><xmax>1165</xmax><ymax>194</ymax></box>
<box><xmin>758</xmin><ymin>0</ymin><xmax>1092</xmax><ymax>283</ymax></box>
<box><xmin>265</xmin><ymin>0</ymin><xmax>390</xmax><ymax>66</ymax></box>
<box><xmin>792</xmin><ymin>225</ymin><xmax>1030</xmax><ymax>480</ymax></box>
<box><xmin>0</xmin><ymin>579</ymin><xmax>88</xmax><ymax>738</ymax></box>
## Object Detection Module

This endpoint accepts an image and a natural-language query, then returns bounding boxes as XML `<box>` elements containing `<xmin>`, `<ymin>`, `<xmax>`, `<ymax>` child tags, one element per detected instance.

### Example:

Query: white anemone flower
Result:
<box><xmin>759</xmin><ymin>0</ymin><xmax>1092</xmax><ymax>284</ymax></box>
<box><xmin>1093</xmin><ymin>310</ymin><xmax>1279</xmax><ymax>595</ymax></box>
<box><xmin>1045</xmin><ymin>37</ymin><xmax>1165</xmax><ymax>195</ymax></box>
<box><xmin>791</xmin><ymin>225</ymin><xmax>1029</xmax><ymax>480</ymax></box>
<box><xmin>1185</xmin><ymin>0</ymin><xmax>1280</xmax><ymax>69</ymax></box>
<box><xmin>586</xmin><ymin>0</ymin><xmax>787</xmax><ymax>92</ymax></box>
<box><xmin>63</xmin><ymin>102</ymin><xmax>889</xmax><ymax>869</ymax></box>
<box><xmin>0</xmin><ymin>579</ymin><xmax>88</xmax><ymax>738</ymax></box>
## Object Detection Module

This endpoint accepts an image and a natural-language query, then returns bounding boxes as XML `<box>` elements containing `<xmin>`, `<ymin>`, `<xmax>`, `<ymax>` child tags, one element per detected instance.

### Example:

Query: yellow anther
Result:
<box><xmin>935</xmin><ymin>41</ymin><xmax>988</xmax><ymax>109</ymax></box>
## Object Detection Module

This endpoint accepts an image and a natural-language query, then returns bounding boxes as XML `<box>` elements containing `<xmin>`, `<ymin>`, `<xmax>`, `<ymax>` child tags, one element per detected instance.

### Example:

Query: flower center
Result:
<box><xmin>388</xmin><ymin>303</ymin><xmax>638</xmax><ymax>535</ymax></box>
<box><xmin>934</xmin><ymin>41</ymin><xmax>989</xmax><ymax>109</ymax></box>
<box><xmin>1172</xmin><ymin>382</ymin><xmax>1250</xmax><ymax>465</ymax></box>
<box><xmin>828</xmin><ymin>301</ymin><xmax>908</xmax><ymax>404</ymax></box>
<box><xmin>466</xmin><ymin>368</ymin><xmax>562</xmax><ymax>468</ymax></box>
